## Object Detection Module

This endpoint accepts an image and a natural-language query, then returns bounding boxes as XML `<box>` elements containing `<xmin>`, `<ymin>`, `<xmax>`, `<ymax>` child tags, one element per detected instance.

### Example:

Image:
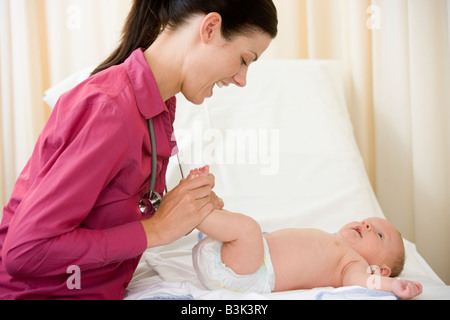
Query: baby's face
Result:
<box><xmin>337</xmin><ymin>217</ymin><xmax>404</xmax><ymax>275</ymax></box>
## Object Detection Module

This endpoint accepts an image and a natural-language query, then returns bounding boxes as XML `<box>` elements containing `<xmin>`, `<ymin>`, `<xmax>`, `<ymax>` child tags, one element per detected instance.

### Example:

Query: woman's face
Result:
<box><xmin>181</xmin><ymin>17</ymin><xmax>272</xmax><ymax>105</ymax></box>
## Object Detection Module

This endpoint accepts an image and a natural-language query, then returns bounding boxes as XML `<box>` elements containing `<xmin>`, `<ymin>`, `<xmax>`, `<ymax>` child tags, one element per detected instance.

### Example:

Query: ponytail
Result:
<box><xmin>91</xmin><ymin>0</ymin><xmax>278</xmax><ymax>76</ymax></box>
<box><xmin>91</xmin><ymin>0</ymin><xmax>166</xmax><ymax>76</ymax></box>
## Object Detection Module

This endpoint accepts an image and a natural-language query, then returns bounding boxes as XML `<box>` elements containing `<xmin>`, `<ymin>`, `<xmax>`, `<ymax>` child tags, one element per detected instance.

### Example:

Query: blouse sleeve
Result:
<box><xmin>2</xmin><ymin>100</ymin><xmax>147</xmax><ymax>278</ymax></box>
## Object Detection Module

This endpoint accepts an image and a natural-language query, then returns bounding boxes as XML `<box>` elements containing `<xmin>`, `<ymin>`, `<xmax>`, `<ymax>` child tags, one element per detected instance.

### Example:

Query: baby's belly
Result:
<box><xmin>264</xmin><ymin>229</ymin><xmax>345</xmax><ymax>292</ymax></box>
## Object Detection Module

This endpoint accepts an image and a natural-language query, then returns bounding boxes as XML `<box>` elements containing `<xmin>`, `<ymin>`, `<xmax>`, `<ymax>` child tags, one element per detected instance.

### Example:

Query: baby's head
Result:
<box><xmin>337</xmin><ymin>217</ymin><xmax>405</xmax><ymax>277</ymax></box>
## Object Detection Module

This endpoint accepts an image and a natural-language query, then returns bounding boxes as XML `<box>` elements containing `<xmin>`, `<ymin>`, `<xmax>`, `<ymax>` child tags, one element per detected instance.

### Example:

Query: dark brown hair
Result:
<box><xmin>91</xmin><ymin>0</ymin><xmax>278</xmax><ymax>76</ymax></box>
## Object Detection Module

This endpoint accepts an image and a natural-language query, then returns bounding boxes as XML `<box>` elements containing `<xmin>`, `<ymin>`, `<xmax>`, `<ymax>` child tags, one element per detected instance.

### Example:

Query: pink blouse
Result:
<box><xmin>0</xmin><ymin>49</ymin><xmax>177</xmax><ymax>299</ymax></box>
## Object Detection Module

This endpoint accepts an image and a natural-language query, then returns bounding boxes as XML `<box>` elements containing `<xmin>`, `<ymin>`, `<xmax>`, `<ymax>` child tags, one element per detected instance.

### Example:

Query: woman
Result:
<box><xmin>0</xmin><ymin>0</ymin><xmax>277</xmax><ymax>299</ymax></box>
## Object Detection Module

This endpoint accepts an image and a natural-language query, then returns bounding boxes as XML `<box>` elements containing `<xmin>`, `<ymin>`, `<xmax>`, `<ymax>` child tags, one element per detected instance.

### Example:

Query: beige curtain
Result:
<box><xmin>1</xmin><ymin>0</ymin><xmax>50</xmax><ymax>207</ymax></box>
<box><xmin>0</xmin><ymin>0</ymin><xmax>129</xmax><ymax>206</ymax></box>
<box><xmin>1</xmin><ymin>0</ymin><xmax>449</xmax><ymax>284</ymax></box>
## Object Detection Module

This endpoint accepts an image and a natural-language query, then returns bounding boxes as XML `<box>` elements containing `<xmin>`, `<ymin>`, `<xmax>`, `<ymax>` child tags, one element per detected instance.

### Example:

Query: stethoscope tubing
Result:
<box><xmin>140</xmin><ymin>117</ymin><xmax>185</xmax><ymax>215</ymax></box>
<box><xmin>148</xmin><ymin>118</ymin><xmax>158</xmax><ymax>193</ymax></box>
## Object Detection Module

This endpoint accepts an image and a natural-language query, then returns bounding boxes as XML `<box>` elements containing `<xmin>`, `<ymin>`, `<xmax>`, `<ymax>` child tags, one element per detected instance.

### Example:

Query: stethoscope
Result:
<box><xmin>139</xmin><ymin>118</ymin><xmax>184</xmax><ymax>216</ymax></box>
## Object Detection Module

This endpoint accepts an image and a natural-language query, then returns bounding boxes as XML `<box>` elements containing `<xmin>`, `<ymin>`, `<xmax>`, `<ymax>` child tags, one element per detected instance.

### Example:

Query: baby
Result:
<box><xmin>189</xmin><ymin>166</ymin><xmax>423</xmax><ymax>299</ymax></box>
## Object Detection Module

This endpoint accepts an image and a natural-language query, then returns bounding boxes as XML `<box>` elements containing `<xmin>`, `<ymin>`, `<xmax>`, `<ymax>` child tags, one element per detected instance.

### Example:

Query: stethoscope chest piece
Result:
<box><xmin>139</xmin><ymin>117</ymin><xmax>184</xmax><ymax>216</ymax></box>
<box><xmin>139</xmin><ymin>117</ymin><xmax>163</xmax><ymax>216</ymax></box>
<box><xmin>139</xmin><ymin>190</ymin><xmax>162</xmax><ymax>216</ymax></box>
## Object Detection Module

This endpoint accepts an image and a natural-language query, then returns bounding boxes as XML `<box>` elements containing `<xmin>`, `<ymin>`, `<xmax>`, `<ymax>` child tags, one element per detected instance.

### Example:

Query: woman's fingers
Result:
<box><xmin>182</xmin><ymin>174</ymin><xmax>215</xmax><ymax>190</ymax></box>
<box><xmin>140</xmin><ymin>174</ymin><xmax>217</xmax><ymax>248</ymax></box>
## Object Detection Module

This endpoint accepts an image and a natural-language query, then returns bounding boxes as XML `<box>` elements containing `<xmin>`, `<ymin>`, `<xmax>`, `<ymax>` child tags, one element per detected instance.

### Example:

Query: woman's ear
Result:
<box><xmin>199</xmin><ymin>12</ymin><xmax>222</xmax><ymax>43</ymax></box>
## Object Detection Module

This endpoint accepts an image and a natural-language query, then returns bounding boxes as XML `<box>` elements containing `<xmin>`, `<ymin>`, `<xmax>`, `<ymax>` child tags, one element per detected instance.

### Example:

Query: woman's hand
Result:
<box><xmin>140</xmin><ymin>174</ymin><xmax>217</xmax><ymax>248</ymax></box>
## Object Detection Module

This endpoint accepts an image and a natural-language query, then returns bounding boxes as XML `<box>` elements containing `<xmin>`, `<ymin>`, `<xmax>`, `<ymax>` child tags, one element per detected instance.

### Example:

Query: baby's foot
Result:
<box><xmin>187</xmin><ymin>165</ymin><xmax>210</xmax><ymax>180</ymax></box>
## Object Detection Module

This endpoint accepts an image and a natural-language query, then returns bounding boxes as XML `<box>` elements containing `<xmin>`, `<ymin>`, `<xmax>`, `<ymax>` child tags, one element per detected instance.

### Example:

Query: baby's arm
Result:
<box><xmin>342</xmin><ymin>262</ymin><xmax>422</xmax><ymax>299</ymax></box>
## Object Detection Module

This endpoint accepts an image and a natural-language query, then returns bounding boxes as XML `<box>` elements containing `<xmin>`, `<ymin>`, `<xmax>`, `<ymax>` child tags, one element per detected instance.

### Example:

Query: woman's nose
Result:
<box><xmin>232</xmin><ymin>67</ymin><xmax>248</xmax><ymax>88</ymax></box>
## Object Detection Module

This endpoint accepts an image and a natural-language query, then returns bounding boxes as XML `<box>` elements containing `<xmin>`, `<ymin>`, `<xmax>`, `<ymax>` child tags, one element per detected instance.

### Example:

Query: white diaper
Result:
<box><xmin>192</xmin><ymin>237</ymin><xmax>276</xmax><ymax>294</ymax></box>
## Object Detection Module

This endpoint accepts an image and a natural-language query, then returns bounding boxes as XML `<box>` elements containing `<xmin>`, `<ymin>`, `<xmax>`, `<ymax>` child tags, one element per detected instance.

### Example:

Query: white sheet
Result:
<box><xmin>126</xmin><ymin>250</ymin><xmax>398</xmax><ymax>300</ymax></box>
<box><xmin>43</xmin><ymin>60</ymin><xmax>450</xmax><ymax>300</ymax></box>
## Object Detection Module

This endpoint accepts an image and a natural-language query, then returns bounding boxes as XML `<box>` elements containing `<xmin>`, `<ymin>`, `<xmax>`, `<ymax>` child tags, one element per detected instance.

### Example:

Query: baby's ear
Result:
<box><xmin>380</xmin><ymin>265</ymin><xmax>391</xmax><ymax>277</ymax></box>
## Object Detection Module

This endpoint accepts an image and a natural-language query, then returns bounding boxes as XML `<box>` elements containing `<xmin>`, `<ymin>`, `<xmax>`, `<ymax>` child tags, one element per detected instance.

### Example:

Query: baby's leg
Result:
<box><xmin>197</xmin><ymin>210</ymin><xmax>264</xmax><ymax>275</ymax></box>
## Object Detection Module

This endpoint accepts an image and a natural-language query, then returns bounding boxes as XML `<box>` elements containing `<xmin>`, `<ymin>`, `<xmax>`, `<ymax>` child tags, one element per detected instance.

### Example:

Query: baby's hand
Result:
<box><xmin>392</xmin><ymin>279</ymin><xmax>422</xmax><ymax>299</ymax></box>
<box><xmin>187</xmin><ymin>165</ymin><xmax>210</xmax><ymax>180</ymax></box>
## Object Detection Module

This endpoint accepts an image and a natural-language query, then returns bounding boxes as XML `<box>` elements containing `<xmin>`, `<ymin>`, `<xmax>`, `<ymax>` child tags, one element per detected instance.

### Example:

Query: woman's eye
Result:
<box><xmin>241</xmin><ymin>58</ymin><xmax>248</xmax><ymax>67</ymax></box>
<box><xmin>377</xmin><ymin>233</ymin><xmax>383</xmax><ymax>239</ymax></box>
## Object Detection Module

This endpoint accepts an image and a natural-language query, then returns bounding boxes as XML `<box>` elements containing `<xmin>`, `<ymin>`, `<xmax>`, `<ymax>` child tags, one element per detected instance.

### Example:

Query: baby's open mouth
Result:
<box><xmin>353</xmin><ymin>227</ymin><xmax>362</xmax><ymax>238</ymax></box>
